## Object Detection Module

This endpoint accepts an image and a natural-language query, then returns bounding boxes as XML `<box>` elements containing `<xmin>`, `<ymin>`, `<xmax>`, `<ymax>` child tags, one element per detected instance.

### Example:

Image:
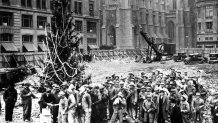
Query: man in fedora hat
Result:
<box><xmin>138</xmin><ymin>86</ymin><xmax>147</xmax><ymax>120</ymax></box>
<box><xmin>38</xmin><ymin>87</ymin><xmax>53</xmax><ymax>113</ymax></box>
<box><xmin>51</xmin><ymin>85</ymin><xmax>61</xmax><ymax>123</ymax></box>
<box><xmin>156</xmin><ymin>89</ymin><xmax>169</xmax><ymax>123</ymax></box>
<box><xmin>108</xmin><ymin>81</ymin><xmax>118</xmax><ymax>119</ymax></box>
<box><xmin>192</xmin><ymin>92</ymin><xmax>204</xmax><ymax>123</ymax></box>
<box><xmin>110</xmin><ymin>92</ymin><xmax>126</xmax><ymax>123</ymax></box>
<box><xmin>99</xmin><ymin>85</ymin><xmax>109</xmax><ymax>123</ymax></box>
<box><xmin>58</xmin><ymin>91</ymin><xmax>68</xmax><ymax>123</ymax></box>
<box><xmin>127</xmin><ymin>82</ymin><xmax>138</xmax><ymax>121</ymax></box>
<box><xmin>211</xmin><ymin>92</ymin><xmax>218</xmax><ymax>123</ymax></box>
<box><xmin>3</xmin><ymin>83</ymin><xmax>17</xmax><ymax>122</ymax></box>
<box><xmin>170</xmin><ymin>99</ymin><xmax>183</xmax><ymax>123</ymax></box>
<box><xmin>20</xmin><ymin>83</ymin><xmax>36</xmax><ymax>122</ymax></box>
<box><xmin>143</xmin><ymin>94</ymin><xmax>156</xmax><ymax>123</ymax></box>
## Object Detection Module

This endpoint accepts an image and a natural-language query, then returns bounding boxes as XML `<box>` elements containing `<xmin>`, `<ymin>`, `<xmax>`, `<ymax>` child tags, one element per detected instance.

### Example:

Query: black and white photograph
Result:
<box><xmin>0</xmin><ymin>0</ymin><xmax>218</xmax><ymax>123</ymax></box>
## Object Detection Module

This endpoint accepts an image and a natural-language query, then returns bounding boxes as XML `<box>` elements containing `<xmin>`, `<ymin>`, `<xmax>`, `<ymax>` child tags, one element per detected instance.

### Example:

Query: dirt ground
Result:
<box><xmin>85</xmin><ymin>60</ymin><xmax>218</xmax><ymax>82</ymax></box>
<box><xmin>0</xmin><ymin>60</ymin><xmax>217</xmax><ymax>123</ymax></box>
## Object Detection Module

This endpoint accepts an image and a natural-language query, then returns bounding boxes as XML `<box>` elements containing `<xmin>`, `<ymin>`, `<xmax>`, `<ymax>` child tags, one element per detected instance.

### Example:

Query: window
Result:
<box><xmin>22</xmin><ymin>15</ymin><xmax>33</xmax><ymax>28</ymax></box>
<box><xmin>205</xmin><ymin>6</ymin><xmax>213</xmax><ymax>19</ymax></box>
<box><xmin>42</xmin><ymin>0</ymin><xmax>46</xmax><ymax>9</ymax></box>
<box><xmin>0</xmin><ymin>12</ymin><xmax>13</xmax><ymax>26</ymax></box>
<box><xmin>173</xmin><ymin>0</ymin><xmax>176</xmax><ymax>10</ymax></box>
<box><xmin>68</xmin><ymin>1</ymin><xmax>71</xmax><ymax>12</ymax></box>
<box><xmin>205</xmin><ymin>45</ymin><xmax>214</xmax><ymax>48</ymax></box>
<box><xmin>199</xmin><ymin>38</ymin><xmax>200</xmax><ymax>41</ymax></box>
<box><xmin>87</xmin><ymin>38</ymin><xmax>96</xmax><ymax>44</ymax></box>
<box><xmin>197</xmin><ymin>45</ymin><xmax>203</xmax><ymax>48</ymax></box>
<box><xmin>50</xmin><ymin>0</ymin><xmax>54</xmax><ymax>10</ymax></box>
<box><xmin>210</xmin><ymin>37</ymin><xmax>213</xmax><ymax>40</ymax></box>
<box><xmin>0</xmin><ymin>33</ymin><xmax>13</xmax><ymax>42</ymax></box>
<box><xmin>21</xmin><ymin>0</ymin><xmax>32</xmax><ymax>8</ymax></box>
<box><xmin>197</xmin><ymin>7</ymin><xmax>201</xmax><ymax>18</ymax></box>
<box><xmin>153</xmin><ymin>15</ymin><xmax>155</xmax><ymax>25</ymax></box>
<box><xmin>38</xmin><ymin>35</ymin><xmax>46</xmax><ymax>42</ymax></box>
<box><xmin>37</xmin><ymin>16</ymin><xmax>47</xmax><ymax>28</ymax></box>
<box><xmin>37</xmin><ymin>0</ymin><xmax>46</xmax><ymax>10</ymax></box>
<box><xmin>22</xmin><ymin>35</ymin><xmax>33</xmax><ymax>42</ymax></box>
<box><xmin>205</xmin><ymin>37</ymin><xmax>209</xmax><ymax>40</ymax></box>
<box><xmin>89</xmin><ymin>2</ymin><xmax>94</xmax><ymax>16</ymax></box>
<box><xmin>51</xmin><ymin>17</ymin><xmax>56</xmax><ymax>25</ymax></box>
<box><xmin>2</xmin><ymin>0</ymin><xmax>10</xmax><ymax>5</ymax></box>
<box><xmin>87</xmin><ymin>22</ymin><xmax>96</xmax><ymax>33</ymax></box>
<box><xmin>74</xmin><ymin>1</ymin><xmax>82</xmax><ymax>15</ymax></box>
<box><xmin>198</xmin><ymin>23</ymin><xmax>201</xmax><ymax>31</ymax></box>
<box><xmin>206</xmin><ymin>22</ymin><xmax>213</xmax><ymax>30</ymax></box>
<box><xmin>75</xmin><ymin>20</ymin><xmax>83</xmax><ymax>31</ymax></box>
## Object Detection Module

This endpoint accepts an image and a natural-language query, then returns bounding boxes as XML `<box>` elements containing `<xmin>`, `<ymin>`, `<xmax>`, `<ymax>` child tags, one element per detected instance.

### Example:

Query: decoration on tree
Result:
<box><xmin>43</xmin><ymin>0</ymin><xmax>84</xmax><ymax>85</ymax></box>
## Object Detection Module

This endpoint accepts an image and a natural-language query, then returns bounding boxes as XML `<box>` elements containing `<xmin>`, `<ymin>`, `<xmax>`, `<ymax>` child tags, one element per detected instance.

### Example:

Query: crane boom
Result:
<box><xmin>140</xmin><ymin>31</ymin><xmax>162</xmax><ymax>61</ymax></box>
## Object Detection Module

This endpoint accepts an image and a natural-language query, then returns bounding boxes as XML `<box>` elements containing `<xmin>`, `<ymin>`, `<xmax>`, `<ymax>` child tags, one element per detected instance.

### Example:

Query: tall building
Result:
<box><xmin>0</xmin><ymin>0</ymin><xmax>52</xmax><ymax>68</ymax></box>
<box><xmin>0</xmin><ymin>0</ymin><xmax>101</xmax><ymax>68</ymax></box>
<box><xmin>101</xmin><ymin>0</ymin><xmax>196</xmax><ymax>50</ymax></box>
<box><xmin>71</xmin><ymin>0</ymin><xmax>101</xmax><ymax>53</ymax></box>
<box><xmin>101</xmin><ymin>0</ymin><xmax>169</xmax><ymax>49</ymax></box>
<box><xmin>196</xmin><ymin>0</ymin><xmax>218</xmax><ymax>48</ymax></box>
<box><xmin>165</xmin><ymin>0</ymin><xmax>196</xmax><ymax>49</ymax></box>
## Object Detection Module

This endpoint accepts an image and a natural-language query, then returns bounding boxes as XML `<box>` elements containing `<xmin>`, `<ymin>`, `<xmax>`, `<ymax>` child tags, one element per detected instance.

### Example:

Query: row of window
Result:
<box><xmin>75</xmin><ymin>20</ymin><xmax>97</xmax><ymax>33</ymax></box>
<box><xmin>0</xmin><ymin>33</ymin><xmax>45</xmax><ymax>42</ymax></box>
<box><xmin>0</xmin><ymin>11</ymin><xmax>47</xmax><ymax>28</ymax></box>
<box><xmin>199</xmin><ymin>37</ymin><xmax>218</xmax><ymax>41</ymax></box>
<box><xmin>21</xmin><ymin>15</ymin><xmax>47</xmax><ymax>28</ymax></box>
<box><xmin>0</xmin><ymin>11</ymin><xmax>97</xmax><ymax>33</ymax></box>
<box><xmin>198</xmin><ymin>22</ymin><xmax>213</xmax><ymax>30</ymax></box>
<box><xmin>2</xmin><ymin>0</ymin><xmax>47</xmax><ymax>10</ymax></box>
<box><xmin>73</xmin><ymin>1</ymin><xmax>95</xmax><ymax>16</ymax></box>
<box><xmin>197</xmin><ymin>6</ymin><xmax>218</xmax><ymax>19</ymax></box>
<box><xmin>197</xmin><ymin>45</ymin><xmax>215</xmax><ymax>48</ymax></box>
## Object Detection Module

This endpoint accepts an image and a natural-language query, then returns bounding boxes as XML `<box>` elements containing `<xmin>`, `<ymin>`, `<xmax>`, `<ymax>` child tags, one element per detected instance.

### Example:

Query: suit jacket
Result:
<box><xmin>157</xmin><ymin>95</ymin><xmax>169</xmax><ymax>120</ymax></box>
<box><xmin>81</xmin><ymin>92</ymin><xmax>92</xmax><ymax>110</ymax></box>
<box><xmin>170</xmin><ymin>105</ymin><xmax>183</xmax><ymax>123</ymax></box>
<box><xmin>38</xmin><ymin>92</ymin><xmax>54</xmax><ymax>112</ymax></box>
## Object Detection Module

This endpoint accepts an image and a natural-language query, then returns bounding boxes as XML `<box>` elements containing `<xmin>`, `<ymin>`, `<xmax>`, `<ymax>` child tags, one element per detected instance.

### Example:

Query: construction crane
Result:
<box><xmin>140</xmin><ymin>31</ymin><xmax>163</xmax><ymax>62</ymax></box>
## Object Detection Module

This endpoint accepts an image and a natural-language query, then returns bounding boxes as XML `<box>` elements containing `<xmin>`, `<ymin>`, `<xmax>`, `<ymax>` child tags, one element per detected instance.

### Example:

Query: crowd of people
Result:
<box><xmin>1</xmin><ymin>68</ymin><xmax>218</xmax><ymax>123</ymax></box>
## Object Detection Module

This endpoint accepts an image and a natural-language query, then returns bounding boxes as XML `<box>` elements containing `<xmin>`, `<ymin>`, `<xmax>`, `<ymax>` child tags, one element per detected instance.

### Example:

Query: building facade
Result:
<box><xmin>71</xmin><ymin>0</ymin><xmax>101</xmax><ymax>53</ymax></box>
<box><xmin>165</xmin><ymin>0</ymin><xmax>196</xmax><ymax>49</ymax></box>
<box><xmin>101</xmin><ymin>0</ymin><xmax>169</xmax><ymax>49</ymax></box>
<box><xmin>196</xmin><ymin>0</ymin><xmax>218</xmax><ymax>48</ymax></box>
<box><xmin>0</xmin><ymin>0</ymin><xmax>101</xmax><ymax>68</ymax></box>
<box><xmin>101</xmin><ymin>0</ymin><xmax>197</xmax><ymax>50</ymax></box>
<box><xmin>0</xmin><ymin>0</ymin><xmax>52</xmax><ymax>68</ymax></box>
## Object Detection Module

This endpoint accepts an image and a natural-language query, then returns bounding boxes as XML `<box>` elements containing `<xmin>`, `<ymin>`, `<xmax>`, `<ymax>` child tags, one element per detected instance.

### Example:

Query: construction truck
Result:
<box><xmin>140</xmin><ymin>31</ymin><xmax>175</xmax><ymax>63</ymax></box>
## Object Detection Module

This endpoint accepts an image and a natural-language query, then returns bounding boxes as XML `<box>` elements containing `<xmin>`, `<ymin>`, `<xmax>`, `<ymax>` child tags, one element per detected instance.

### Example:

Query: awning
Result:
<box><xmin>88</xmin><ymin>45</ymin><xmax>99</xmax><ymax>49</ymax></box>
<box><xmin>1</xmin><ymin>43</ymin><xmax>18</xmax><ymax>52</ymax></box>
<box><xmin>23</xmin><ymin>43</ymin><xmax>37</xmax><ymax>52</ymax></box>
<box><xmin>38</xmin><ymin>44</ymin><xmax>48</xmax><ymax>51</ymax></box>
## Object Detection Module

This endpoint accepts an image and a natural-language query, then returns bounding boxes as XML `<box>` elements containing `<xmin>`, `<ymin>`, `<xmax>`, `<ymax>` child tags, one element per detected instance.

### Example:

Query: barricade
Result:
<box><xmin>177</xmin><ymin>48</ymin><xmax>218</xmax><ymax>57</ymax></box>
<box><xmin>90</xmin><ymin>49</ymin><xmax>147</xmax><ymax>61</ymax></box>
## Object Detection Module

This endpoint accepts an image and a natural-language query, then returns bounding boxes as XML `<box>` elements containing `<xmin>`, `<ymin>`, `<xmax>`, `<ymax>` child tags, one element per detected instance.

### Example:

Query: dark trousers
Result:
<box><xmin>157</xmin><ymin>111</ymin><xmax>165</xmax><ymax>123</ymax></box>
<box><xmin>23</xmin><ymin>103</ymin><xmax>32</xmax><ymax>121</ymax></box>
<box><xmin>51</xmin><ymin>106</ymin><xmax>59</xmax><ymax>123</ymax></box>
<box><xmin>109</xmin><ymin>100</ymin><xmax>114</xmax><ymax>119</ymax></box>
<box><xmin>5</xmin><ymin>101</ymin><xmax>15</xmax><ymax>121</ymax></box>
